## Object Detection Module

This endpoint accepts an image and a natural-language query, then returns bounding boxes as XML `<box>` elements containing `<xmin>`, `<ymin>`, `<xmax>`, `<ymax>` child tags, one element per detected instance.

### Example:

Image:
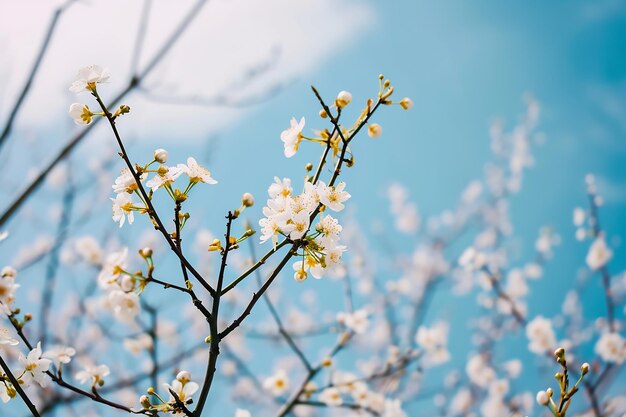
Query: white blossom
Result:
<box><xmin>108</xmin><ymin>290</ymin><xmax>141</xmax><ymax>323</ymax></box>
<box><xmin>69</xmin><ymin>65</ymin><xmax>110</xmax><ymax>93</ymax></box>
<box><xmin>595</xmin><ymin>332</ymin><xmax>626</xmax><ymax>364</ymax></box>
<box><xmin>0</xmin><ymin>327</ymin><xmax>18</xmax><ymax>346</ymax></box>
<box><xmin>263</xmin><ymin>369</ymin><xmax>289</xmax><ymax>396</ymax></box>
<box><xmin>318</xmin><ymin>387</ymin><xmax>343</xmax><ymax>406</ymax></box>
<box><xmin>586</xmin><ymin>235</ymin><xmax>613</xmax><ymax>270</ymax></box>
<box><xmin>75</xmin><ymin>364</ymin><xmax>110</xmax><ymax>386</ymax></box>
<box><xmin>337</xmin><ymin>309</ymin><xmax>369</xmax><ymax>334</ymax></box>
<box><xmin>175</xmin><ymin>157</ymin><xmax>217</xmax><ymax>185</ymax></box>
<box><xmin>415</xmin><ymin>322</ymin><xmax>450</xmax><ymax>367</ymax></box>
<box><xmin>43</xmin><ymin>345</ymin><xmax>76</xmax><ymax>368</ymax></box>
<box><xmin>68</xmin><ymin>103</ymin><xmax>93</xmax><ymax>125</ymax></box>
<box><xmin>18</xmin><ymin>342</ymin><xmax>51</xmax><ymax>388</ymax></box>
<box><xmin>111</xmin><ymin>193</ymin><xmax>136</xmax><ymax>227</ymax></box>
<box><xmin>318</xmin><ymin>181</ymin><xmax>351</xmax><ymax>212</ymax></box>
<box><xmin>526</xmin><ymin>316</ymin><xmax>557</xmax><ymax>355</ymax></box>
<box><xmin>280</xmin><ymin>117</ymin><xmax>305</xmax><ymax>158</ymax></box>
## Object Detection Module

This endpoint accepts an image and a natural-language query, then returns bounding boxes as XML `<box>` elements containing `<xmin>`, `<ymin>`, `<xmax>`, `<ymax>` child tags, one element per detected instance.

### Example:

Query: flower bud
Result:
<box><xmin>208</xmin><ymin>239</ymin><xmax>222</xmax><ymax>252</ymax></box>
<box><xmin>242</xmin><ymin>192</ymin><xmax>254</xmax><ymax>207</ymax></box>
<box><xmin>2</xmin><ymin>266</ymin><xmax>17</xmax><ymax>279</ymax></box>
<box><xmin>399</xmin><ymin>97</ymin><xmax>414</xmax><ymax>110</ymax></box>
<box><xmin>336</xmin><ymin>90</ymin><xmax>352</xmax><ymax>108</ymax></box>
<box><xmin>121</xmin><ymin>275</ymin><xmax>135</xmax><ymax>292</ymax></box>
<box><xmin>319</xmin><ymin>109</ymin><xmax>328</xmax><ymax>118</ymax></box>
<box><xmin>176</xmin><ymin>371</ymin><xmax>191</xmax><ymax>383</ymax></box>
<box><xmin>139</xmin><ymin>247</ymin><xmax>153</xmax><ymax>258</ymax></box>
<box><xmin>154</xmin><ymin>148</ymin><xmax>168</xmax><ymax>163</ymax></box>
<box><xmin>140</xmin><ymin>395</ymin><xmax>152</xmax><ymax>409</ymax></box>
<box><xmin>554</xmin><ymin>347</ymin><xmax>565</xmax><ymax>359</ymax></box>
<box><xmin>536</xmin><ymin>390</ymin><xmax>549</xmax><ymax>406</ymax></box>
<box><xmin>305</xmin><ymin>163</ymin><xmax>313</xmax><ymax>172</ymax></box>
<box><xmin>367</xmin><ymin>123</ymin><xmax>382</xmax><ymax>138</ymax></box>
<box><xmin>581</xmin><ymin>362</ymin><xmax>590</xmax><ymax>375</ymax></box>
<box><xmin>321</xmin><ymin>357</ymin><xmax>333</xmax><ymax>367</ymax></box>
<box><xmin>147</xmin><ymin>387</ymin><xmax>156</xmax><ymax>394</ymax></box>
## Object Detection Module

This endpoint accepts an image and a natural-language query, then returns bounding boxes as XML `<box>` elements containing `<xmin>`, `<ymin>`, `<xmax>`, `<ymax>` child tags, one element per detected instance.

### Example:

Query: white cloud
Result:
<box><xmin>0</xmin><ymin>0</ymin><xmax>375</xmax><ymax>139</ymax></box>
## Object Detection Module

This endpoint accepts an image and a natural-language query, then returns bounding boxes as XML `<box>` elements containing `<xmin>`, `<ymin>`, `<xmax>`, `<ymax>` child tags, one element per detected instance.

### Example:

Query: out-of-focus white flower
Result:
<box><xmin>535</xmin><ymin>228</ymin><xmax>559</xmax><ymax>256</ymax></box>
<box><xmin>108</xmin><ymin>290</ymin><xmax>140</xmax><ymax>323</ymax></box>
<box><xmin>69</xmin><ymin>65</ymin><xmax>110</xmax><ymax>93</ymax></box>
<box><xmin>415</xmin><ymin>322</ymin><xmax>450</xmax><ymax>367</ymax></box>
<box><xmin>337</xmin><ymin>309</ymin><xmax>369</xmax><ymax>334</ymax></box>
<box><xmin>76</xmin><ymin>364</ymin><xmax>110</xmax><ymax>386</ymax></box>
<box><xmin>123</xmin><ymin>334</ymin><xmax>153</xmax><ymax>356</ymax></box>
<box><xmin>450</xmin><ymin>388</ymin><xmax>472</xmax><ymax>414</ymax></box>
<box><xmin>382</xmin><ymin>398</ymin><xmax>407</xmax><ymax>417</ymax></box>
<box><xmin>387</xmin><ymin>183</ymin><xmax>420</xmax><ymax>234</ymax></box>
<box><xmin>526</xmin><ymin>316</ymin><xmax>557</xmax><ymax>355</ymax></box>
<box><xmin>399</xmin><ymin>97</ymin><xmax>413</xmax><ymax>110</ymax></box>
<box><xmin>367</xmin><ymin>123</ymin><xmax>382</xmax><ymax>138</ymax></box>
<box><xmin>319</xmin><ymin>387</ymin><xmax>343</xmax><ymax>406</ymax></box>
<box><xmin>18</xmin><ymin>342</ymin><xmax>51</xmax><ymax>387</ymax></box>
<box><xmin>175</xmin><ymin>157</ymin><xmax>217</xmax><ymax>185</ymax></box>
<box><xmin>503</xmin><ymin>359</ymin><xmax>522</xmax><ymax>378</ymax></box>
<box><xmin>480</xmin><ymin>397</ymin><xmax>507</xmax><ymax>417</ymax></box>
<box><xmin>97</xmin><ymin>248</ymin><xmax>128</xmax><ymax>289</ymax></box>
<box><xmin>74</xmin><ymin>236</ymin><xmax>103</xmax><ymax>265</ymax></box>
<box><xmin>488</xmin><ymin>379</ymin><xmax>509</xmax><ymax>399</ymax></box>
<box><xmin>263</xmin><ymin>369</ymin><xmax>289</xmax><ymax>396</ymax></box>
<box><xmin>0</xmin><ymin>267</ymin><xmax>19</xmax><ymax>307</ymax></box>
<box><xmin>0</xmin><ymin>327</ymin><xmax>18</xmax><ymax>346</ymax></box>
<box><xmin>0</xmin><ymin>381</ymin><xmax>14</xmax><ymax>403</ymax></box>
<box><xmin>458</xmin><ymin>247</ymin><xmax>485</xmax><ymax>271</ymax></box>
<box><xmin>573</xmin><ymin>207</ymin><xmax>585</xmax><ymax>226</ymax></box>
<box><xmin>466</xmin><ymin>354</ymin><xmax>495</xmax><ymax>388</ymax></box>
<box><xmin>595</xmin><ymin>332</ymin><xmax>626</xmax><ymax>364</ymax></box>
<box><xmin>68</xmin><ymin>103</ymin><xmax>94</xmax><ymax>125</ymax></box>
<box><xmin>586</xmin><ymin>235</ymin><xmax>612</xmax><ymax>270</ymax></box>
<box><xmin>280</xmin><ymin>117</ymin><xmax>305</xmax><ymax>158</ymax></box>
<box><xmin>43</xmin><ymin>345</ymin><xmax>76</xmax><ymax>368</ymax></box>
<box><xmin>235</xmin><ymin>409</ymin><xmax>251</xmax><ymax>417</ymax></box>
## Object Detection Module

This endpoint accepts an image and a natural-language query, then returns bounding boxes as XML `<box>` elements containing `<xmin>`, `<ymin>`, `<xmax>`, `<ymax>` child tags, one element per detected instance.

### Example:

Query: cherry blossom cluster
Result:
<box><xmin>111</xmin><ymin>154</ymin><xmax>217</xmax><ymax>228</ymax></box>
<box><xmin>259</xmin><ymin>177</ymin><xmax>350</xmax><ymax>281</ymax></box>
